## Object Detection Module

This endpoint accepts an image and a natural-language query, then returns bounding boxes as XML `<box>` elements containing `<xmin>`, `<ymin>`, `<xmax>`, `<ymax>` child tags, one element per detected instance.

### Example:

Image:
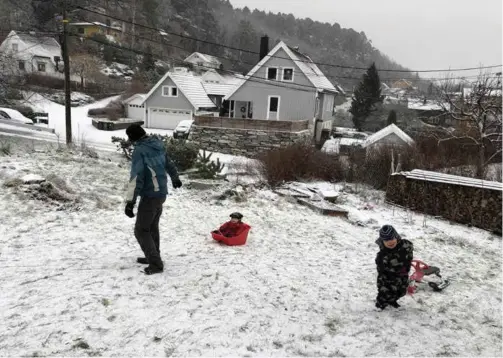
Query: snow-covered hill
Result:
<box><xmin>0</xmin><ymin>147</ymin><xmax>500</xmax><ymax>356</ymax></box>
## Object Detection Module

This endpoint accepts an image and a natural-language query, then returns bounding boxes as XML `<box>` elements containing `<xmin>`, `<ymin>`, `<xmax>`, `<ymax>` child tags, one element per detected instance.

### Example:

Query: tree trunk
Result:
<box><xmin>476</xmin><ymin>143</ymin><xmax>486</xmax><ymax>179</ymax></box>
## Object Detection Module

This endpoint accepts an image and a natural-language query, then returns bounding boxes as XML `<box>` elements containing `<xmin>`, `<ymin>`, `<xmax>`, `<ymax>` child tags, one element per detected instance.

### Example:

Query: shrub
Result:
<box><xmin>88</xmin><ymin>100</ymin><xmax>125</xmax><ymax>120</ymax></box>
<box><xmin>257</xmin><ymin>141</ymin><xmax>345</xmax><ymax>187</ymax></box>
<box><xmin>111</xmin><ymin>135</ymin><xmax>199</xmax><ymax>171</ymax></box>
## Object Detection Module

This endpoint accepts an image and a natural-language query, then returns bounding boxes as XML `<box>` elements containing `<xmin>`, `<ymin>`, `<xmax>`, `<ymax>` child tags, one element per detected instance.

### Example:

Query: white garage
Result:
<box><xmin>123</xmin><ymin>94</ymin><xmax>146</xmax><ymax>121</ymax></box>
<box><xmin>148</xmin><ymin>108</ymin><xmax>192</xmax><ymax>130</ymax></box>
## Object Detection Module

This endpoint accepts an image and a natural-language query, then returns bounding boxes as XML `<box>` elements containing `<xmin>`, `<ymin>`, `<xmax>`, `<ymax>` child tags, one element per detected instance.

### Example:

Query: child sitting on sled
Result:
<box><xmin>213</xmin><ymin>212</ymin><xmax>246</xmax><ymax>237</ymax></box>
<box><xmin>375</xmin><ymin>225</ymin><xmax>414</xmax><ymax>310</ymax></box>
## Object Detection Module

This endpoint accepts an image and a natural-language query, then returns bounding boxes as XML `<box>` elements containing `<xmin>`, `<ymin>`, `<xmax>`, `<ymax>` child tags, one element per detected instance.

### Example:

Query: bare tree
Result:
<box><xmin>71</xmin><ymin>53</ymin><xmax>101</xmax><ymax>89</ymax></box>
<box><xmin>436</xmin><ymin>71</ymin><xmax>502</xmax><ymax>178</ymax></box>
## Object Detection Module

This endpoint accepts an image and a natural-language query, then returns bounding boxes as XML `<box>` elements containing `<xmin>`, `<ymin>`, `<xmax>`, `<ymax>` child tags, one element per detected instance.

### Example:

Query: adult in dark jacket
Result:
<box><xmin>124</xmin><ymin>124</ymin><xmax>182</xmax><ymax>275</ymax></box>
<box><xmin>375</xmin><ymin>225</ymin><xmax>413</xmax><ymax>309</ymax></box>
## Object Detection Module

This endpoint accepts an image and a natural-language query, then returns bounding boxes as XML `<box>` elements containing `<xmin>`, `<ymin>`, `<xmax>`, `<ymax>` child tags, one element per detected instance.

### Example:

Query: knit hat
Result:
<box><xmin>126</xmin><ymin>124</ymin><xmax>146</xmax><ymax>142</ymax></box>
<box><xmin>230</xmin><ymin>212</ymin><xmax>243</xmax><ymax>220</ymax></box>
<box><xmin>379</xmin><ymin>224</ymin><xmax>400</xmax><ymax>241</ymax></box>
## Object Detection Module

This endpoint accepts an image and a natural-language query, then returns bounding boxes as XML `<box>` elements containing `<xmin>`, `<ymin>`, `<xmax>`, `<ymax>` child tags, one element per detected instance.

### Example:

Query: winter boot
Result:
<box><xmin>389</xmin><ymin>301</ymin><xmax>401</xmax><ymax>308</ymax></box>
<box><xmin>375</xmin><ymin>301</ymin><xmax>387</xmax><ymax>310</ymax></box>
<box><xmin>144</xmin><ymin>266</ymin><xmax>163</xmax><ymax>275</ymax></box>
<box><xmin>137</xmin><ymin>257</ymin><xmax>149</xmax><ymax>264</ymax></box>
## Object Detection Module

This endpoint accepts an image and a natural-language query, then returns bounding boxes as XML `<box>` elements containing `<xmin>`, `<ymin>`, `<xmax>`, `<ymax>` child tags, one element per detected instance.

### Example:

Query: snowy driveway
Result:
<box><xmin>0</xmin><ymin>151</ymin><xmax>501</xmax><ymax>357</ymax></box>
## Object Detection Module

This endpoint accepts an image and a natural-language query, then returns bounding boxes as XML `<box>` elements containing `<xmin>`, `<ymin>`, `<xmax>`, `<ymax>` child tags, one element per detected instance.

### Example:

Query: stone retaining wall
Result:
<box><xmin>386</xmin><ymin>173</ymin><xmax>502</xmax><ymax>234</ymax></box>
<box><xmin>189</xmin><ymin>125</ymin><xmax>312</xmax><ymax>157</ymax></box>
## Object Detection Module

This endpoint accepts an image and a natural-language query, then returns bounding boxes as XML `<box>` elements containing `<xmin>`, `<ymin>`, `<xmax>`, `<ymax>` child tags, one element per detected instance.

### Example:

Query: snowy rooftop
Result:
<box><xmin>408</xmin><ymin>99</ymin><xmax>448</xmax><ymax>111</ymax></box>
<box><xmin>12</xmin><ymin>31</ymin><xmax>61</xmax><ymax>63</ymax></box>
<box><xmin>363</xmin><ymin>124</ymin><xmax>415</xmax><ymax>148</ymax></box>
<box><xmin>395</xmin><ymin>169</ymin><xmax>503</xmax><ymax>191</ymax></box>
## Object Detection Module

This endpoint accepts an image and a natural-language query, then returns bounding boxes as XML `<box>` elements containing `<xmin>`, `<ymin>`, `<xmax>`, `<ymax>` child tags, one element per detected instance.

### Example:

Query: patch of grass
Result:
<box><xmin>3</xmin><ymin>178</ymin><xmax>23</xmax><ymax>188</ymax></box>
<box><xmin>73</xmin><ymin>340</ymin><xmax>90</xmax><ymax>349</ymax></box>
<box><xmin>101</xmin><ymin>298</ymin><xmax>110</xmax><ymax>307</ymax></box>
<box><xmin>324</xmin><ymin>317</ymin><xmax>341</xmax><ymax>335</ymax></box>
<box><xmin>0</xmin><ymin>141</ymin><xmax>12</xmax><ymax>156</ymax></box>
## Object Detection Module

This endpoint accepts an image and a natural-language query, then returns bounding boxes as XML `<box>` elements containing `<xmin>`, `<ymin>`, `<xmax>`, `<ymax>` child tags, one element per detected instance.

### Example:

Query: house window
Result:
<box><xmin>18</xmin><ymin>61</ymin><xmax>25</xmax><ymax>71</ymax></box>
<box><xmin>267</xmin><ymin>67</ymin><xmax>278</xmax><ymax>81</ymax></box>
<box><xmin>267</xmin><ymin>96</ymin><xmax>280</xmax><ymax>120</ymax></box>
<box><xmin>37</xmin><ymin>62</ymin><xmax>46</xmax><ymax>72</ymax></box>
<box><xmin>282</xmin><ymin>68</ymin><xmax>294</xmax><ymax>82</ymax></box>
<box><xmin>12</xmin><ymin>43</ymin><xmax>18</xmax><ymax>52</ymax></box>
<box><xmin>162</xmin><ymin>86</ymin><xmax>178</xmax><ymax>97</ymax></box>
<box><xmin>78</xmin><ymin>27</ymin><xmax>85</xmax><ymax>34</ymax></box>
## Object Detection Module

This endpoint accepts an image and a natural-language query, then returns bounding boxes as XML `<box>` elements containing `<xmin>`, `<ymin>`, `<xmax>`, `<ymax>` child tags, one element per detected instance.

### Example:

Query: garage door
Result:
<box><xmin>148</xmin><ymin>108</ymin><xmax>192</xmax><ymax>130</ymax></box>
<box><xmin>127</xmin><ymin>104</ymin><xmax>145</xmax><ymax>121</ymax></box>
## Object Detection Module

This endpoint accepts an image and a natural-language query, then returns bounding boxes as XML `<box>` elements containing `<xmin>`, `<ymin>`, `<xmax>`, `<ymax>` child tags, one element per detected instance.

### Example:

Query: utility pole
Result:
<box><xmin>61</xmin><ymin>0</ymin><xmax>72</xmax><ymax>145</ymax></box>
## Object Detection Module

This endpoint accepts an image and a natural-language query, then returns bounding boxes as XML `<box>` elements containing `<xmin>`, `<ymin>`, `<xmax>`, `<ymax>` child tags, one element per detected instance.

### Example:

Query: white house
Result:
<box><xmin>184</xmin><ymin>52</ymin><xmax>222</xmax><ymax>70</ymax></box>
<box><xmin>0</xmin><ymin>30</ymin><xmax>62</xmax><ymax>76</ymax></box>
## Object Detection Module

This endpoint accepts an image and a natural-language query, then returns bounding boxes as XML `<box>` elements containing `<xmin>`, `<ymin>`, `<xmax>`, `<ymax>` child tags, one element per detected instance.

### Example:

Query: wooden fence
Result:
<box><xmin>194</xmin><ymin>116</ymin><xmax>309</xmax><ymax>132</ymax></box>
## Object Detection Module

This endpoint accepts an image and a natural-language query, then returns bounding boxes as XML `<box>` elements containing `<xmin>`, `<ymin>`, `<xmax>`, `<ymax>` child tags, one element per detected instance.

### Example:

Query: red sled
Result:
<box><xmin>211</xmin><ymin>224</ymin><xmax>251</xmax><ymax>246</ymax></box>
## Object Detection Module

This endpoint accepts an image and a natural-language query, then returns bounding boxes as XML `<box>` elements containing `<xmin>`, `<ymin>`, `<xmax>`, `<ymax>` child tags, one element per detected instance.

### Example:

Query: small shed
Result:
<box><xmin>362</xmin><ymin>124</ymin><xmax>415</xmax><ymax>150</ymax></box>
<box><xmin>123</xmin><ymin>94</ymin><xmax>146</xmax><ymax>121</ymax></box>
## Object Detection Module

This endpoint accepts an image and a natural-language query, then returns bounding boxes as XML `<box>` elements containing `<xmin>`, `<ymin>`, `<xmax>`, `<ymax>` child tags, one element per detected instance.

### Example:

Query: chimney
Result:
<box><xmin>259</xmin><ymin>35</ymin><xmax>269</xmax><ymax>61</ymax></box>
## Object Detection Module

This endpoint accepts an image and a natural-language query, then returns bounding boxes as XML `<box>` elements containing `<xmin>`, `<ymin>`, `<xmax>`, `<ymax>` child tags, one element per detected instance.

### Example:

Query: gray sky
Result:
<box><xmin>229</xmin><ymin>0</ymin><xmax>502</xmax><ymax>79</ymax></box>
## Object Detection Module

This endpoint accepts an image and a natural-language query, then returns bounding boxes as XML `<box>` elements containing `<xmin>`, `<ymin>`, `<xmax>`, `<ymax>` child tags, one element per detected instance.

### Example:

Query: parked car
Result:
<box><xmin>0</xmin><ymin>108</ymin><xmax>34</xmax><ymax>125</ymax></box>
<box><xmin>173</xmin><ymin>119</ymin><xmax>194</xmax><ymax>139</ymax></box>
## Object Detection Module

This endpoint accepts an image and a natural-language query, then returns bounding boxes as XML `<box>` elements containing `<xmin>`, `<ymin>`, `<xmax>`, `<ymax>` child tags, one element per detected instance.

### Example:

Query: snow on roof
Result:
<box><xmin>170</xmin><ymin>72</ymin><xmax>216</xmax><ymax>109</ymax></box>
<box><xmin>185</xmin><ymin>52</ymin><xmax>222</xmax><ymax>66</ymax></box>
<box><xmin>463</xmin><ymin>87</ymin><xmax>502</xmax><ymax>99</ymax></box>
<box><xmin>408</xmin><ymin>99</ymin><xmax>447</xmax><ymax>111</ymax></box>
<box><xmin>395</xmin><ymin>169</ymin><xmax>503</xmax><ymax>191</ymax></box>
<box><xmin>362</xmin><ymin>124</ymin><xmax>415</xmax><ymax>148</ymax></box>
<box><xmin>340</xmin><ymin>137</ymin><xmax>364</xmax><ymax>146</ymax></box>
<box><xmin>14</xmin><ymin>32</ymin><xmax>61</xmax><ymax>63</ymax></box>
<box><xmin>225</xmin><ymin>41</ymin><xmax>339</xmax><ymax>100</ymax></box>
<box><xmin>123</xmin><ymin>93</ymin><xmax>146</xmax><ymax>104</ymax></box>
<box><xmin>202</xmin><ymin>83</ymin><xmax>236</xmax><ymax>96</ymax></box>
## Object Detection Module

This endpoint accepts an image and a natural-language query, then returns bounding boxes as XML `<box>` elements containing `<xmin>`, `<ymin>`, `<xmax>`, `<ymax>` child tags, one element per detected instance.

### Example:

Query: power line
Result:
<box><xmin>75</xmin><ymin>5</ymin><xmax>502</xmax><ymax>74</ymax></box>
<box><xmin>68</xmin><ymin>17</ymin><xmax>502</xmax><ymax>84</ymax></box>
<box><xmin>70</xmin><ymin>33</ymin><xmax>502</xmax><ymax>102</ymax></box>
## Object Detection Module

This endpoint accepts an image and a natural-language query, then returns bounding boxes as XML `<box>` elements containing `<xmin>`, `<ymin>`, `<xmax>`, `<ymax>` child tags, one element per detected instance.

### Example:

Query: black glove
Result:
<box><xmin>172</xmin><ymin>178</ymin><xmax>182</xmax><ymax>189</ymax></box>
<box><xmin>125</xmin><ymin>201</ymin><xmax>135</xmax><ymax>218</ymax></box>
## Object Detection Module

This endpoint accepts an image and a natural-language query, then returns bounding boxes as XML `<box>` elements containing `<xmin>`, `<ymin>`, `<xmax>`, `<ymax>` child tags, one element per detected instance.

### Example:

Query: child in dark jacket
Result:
<box><xmin>214</xmin><ymin>212</ymin><xmax>246</xmax><ymax>237</ymax></box>
<box><xmin>375</xmin><ymin>225</ymin><xmax>414</xmax><ymax>310</ymax></box>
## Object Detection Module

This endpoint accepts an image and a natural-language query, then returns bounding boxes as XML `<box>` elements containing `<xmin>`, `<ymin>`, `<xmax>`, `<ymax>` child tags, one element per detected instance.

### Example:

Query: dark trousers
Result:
<box><xmin>134</xmin><ymin>196</ymin><xmax>166</xmax><ymax>269</ymax></box>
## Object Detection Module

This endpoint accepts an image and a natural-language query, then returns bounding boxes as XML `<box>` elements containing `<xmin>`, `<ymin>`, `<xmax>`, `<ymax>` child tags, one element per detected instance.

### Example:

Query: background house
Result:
<box><xmin>140</xmin><ymin>67</ymin><xmax>217</xmax><ymax>129</ymax></box>
<box><xmin>184</xmin><ymin>52</ymin><xmax>222</xmax><ymax>70</ymax></box>
<box><xmin>69</xmin><ymin>22</ymin><xmax>124</xmax><ymax>42</ymax></box>
<box><xmin>224</xmin><ymin>38</ymin><xmax>342</xmax><ymax>122</ymax></box>
<box><xmin>0</xmin><ymin>30</ymin><xmax>62</xmax><ymax>76</ymax></box>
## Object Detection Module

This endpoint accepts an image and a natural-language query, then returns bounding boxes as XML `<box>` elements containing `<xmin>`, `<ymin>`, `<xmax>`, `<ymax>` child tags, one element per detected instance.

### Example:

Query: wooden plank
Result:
<box><xmin>297</xmin><ymin>198</ymin><xmax>349</xmax><ymax>218</ymax></box>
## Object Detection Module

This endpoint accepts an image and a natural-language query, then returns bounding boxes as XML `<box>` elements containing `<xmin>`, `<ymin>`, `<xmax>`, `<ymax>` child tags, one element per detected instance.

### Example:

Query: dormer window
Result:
<box><xmin>267</xmin><ymin>67</ymin><xmax>278</xmax><ymax>81</ymax></box>
<box><xmin>12</xmin><ymin>43</ymin><xmax>18</xmax><ymax>52</ymax></box>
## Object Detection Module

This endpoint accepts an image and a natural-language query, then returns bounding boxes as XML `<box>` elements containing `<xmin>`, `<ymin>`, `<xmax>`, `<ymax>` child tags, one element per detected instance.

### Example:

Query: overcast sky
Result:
<box><xmin>229</xmin><ymin>0</ymin><xmax>502</xmax><ymax>79</ymax></box>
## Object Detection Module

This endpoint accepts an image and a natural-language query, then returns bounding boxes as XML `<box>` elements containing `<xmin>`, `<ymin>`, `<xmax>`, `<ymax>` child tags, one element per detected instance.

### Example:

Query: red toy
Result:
<box><xmin>407</xmin><ymin>259</ymin><xmax>450</xmax><ymax>295</ymax></box>
<box><xmin>211</xmin><ymin>223</ymin><xmax>251</xmax><ymax>246</ymax></box>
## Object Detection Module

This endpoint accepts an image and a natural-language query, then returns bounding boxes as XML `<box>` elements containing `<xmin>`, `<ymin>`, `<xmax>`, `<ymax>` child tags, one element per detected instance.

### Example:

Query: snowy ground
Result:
<box><xmin>0</xmin><ymin>93</ymin><xmax>173</xmax><ymax>149</ymax></box>
<box><xmin>0</xmin><ymin>145</ymin><xmax>501</xmax><ymax>357</ymax></box>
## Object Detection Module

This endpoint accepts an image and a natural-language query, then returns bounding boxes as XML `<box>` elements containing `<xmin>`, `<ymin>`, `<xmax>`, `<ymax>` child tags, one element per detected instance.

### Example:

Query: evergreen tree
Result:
<box><xmin>349</xmin><ymin>62</ymin><xmax>383</xmax><ymax>131</ymax></box>
<box><xmin>141</xmin><ymin>46</ymin><xmax>156</xmax><ymax>72</ymax></box>
<box><xmin>387</xmin><ymin>110</ymin><xmax>397</xmax><ymax>125</ymax></box>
